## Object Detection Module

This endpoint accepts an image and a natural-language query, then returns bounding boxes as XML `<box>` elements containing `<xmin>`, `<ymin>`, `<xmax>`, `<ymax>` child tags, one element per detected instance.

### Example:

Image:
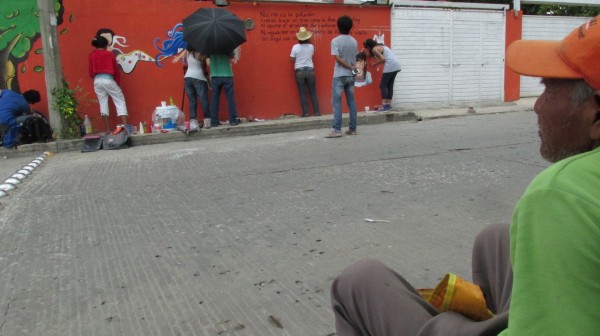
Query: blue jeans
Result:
<box><xmin>0</xmin><ymin>123</ymin><xmax>20</xmax><ymax>148</ymax></box>
<box><xmin>210</xmin><ymin>76</ymin><xmax>238</xmax><ymax>126</ymax></box>
<box><xmin>184</xmin><ymin>77</ymin><xmax>210</xmax><ymax>120</ymax></box>
<box><xmin>295</xmin><ymin>67</ymin><xmax>320</xmax><ymax>117</ymax></box>
<box><xmin>332</xmin><ymin>76</ymin><xmax>357</xmax><ymax>131</ymax></box>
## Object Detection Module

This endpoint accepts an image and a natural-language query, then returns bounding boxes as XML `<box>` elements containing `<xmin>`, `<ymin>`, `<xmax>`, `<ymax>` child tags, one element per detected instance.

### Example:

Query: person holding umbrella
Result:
<box><xmin>182</xmin><ymin>7</ymin><xmax>246</xmax><ymax>128</ymax></box>
<box><xmin>173</xmin><ymin>46</ymin><xmax>210</xmax><ymax>130</ymax></box>
<box><xmin>208</xmin><ymin>52</ymin><xmax>239</xmax><ymax>127</ymax></box>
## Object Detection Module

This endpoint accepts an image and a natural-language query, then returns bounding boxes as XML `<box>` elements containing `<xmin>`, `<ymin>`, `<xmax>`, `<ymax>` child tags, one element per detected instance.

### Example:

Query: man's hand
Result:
<box><xmin>334</xmin><ymin>55</ymin><xmax>354</xmax><ymax>71</ymax></box>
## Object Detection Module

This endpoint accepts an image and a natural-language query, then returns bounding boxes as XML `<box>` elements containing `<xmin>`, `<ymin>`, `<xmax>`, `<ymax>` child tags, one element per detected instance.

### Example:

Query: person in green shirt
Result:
<box><xmin>330</xmin><ymin>15</ymin><xmax>600</xmax><ymax>336</ymax></box>
<box><xmin>209</xmin><ymin>53</ymin><xmax>239</xmax><ymax>127</ymax></box>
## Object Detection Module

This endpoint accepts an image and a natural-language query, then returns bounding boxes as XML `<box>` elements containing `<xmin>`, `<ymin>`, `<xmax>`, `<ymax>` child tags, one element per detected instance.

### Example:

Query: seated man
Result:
<box><xmin>331</xmin><ymin>15</ymin><xmax>600</xmax><ymax>336</ymax></box>
<box><xmin>0</xmin><ymin>89</ymin><xmax>30</xmax><ymax>148</ymax></box>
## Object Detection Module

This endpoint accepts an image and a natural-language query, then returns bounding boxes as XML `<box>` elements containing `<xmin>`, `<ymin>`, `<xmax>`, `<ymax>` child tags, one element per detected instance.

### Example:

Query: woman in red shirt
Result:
<box><xmin>89</xmin><ymin>35</ymin><xmax>128</xmax><ymax>131</ymax></box>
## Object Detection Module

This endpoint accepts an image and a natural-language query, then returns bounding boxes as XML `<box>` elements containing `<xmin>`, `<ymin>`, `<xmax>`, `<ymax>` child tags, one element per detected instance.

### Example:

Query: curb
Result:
<box><xmin>0</xmin><ymin>111</ymin><xmax>418</xmax><ymax>155</ymax></box>
<box><xmin>0</xmin><ymin>99</ymin><xmax>535</xmax><ymax>156</ymax></box>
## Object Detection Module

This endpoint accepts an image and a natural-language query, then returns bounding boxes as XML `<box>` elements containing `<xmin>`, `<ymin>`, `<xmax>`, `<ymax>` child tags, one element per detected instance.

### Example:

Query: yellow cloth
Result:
<box><xmin>418</xmin><ymin>273</ymin><xmax>493</xmax><ymax>321</ymax></box>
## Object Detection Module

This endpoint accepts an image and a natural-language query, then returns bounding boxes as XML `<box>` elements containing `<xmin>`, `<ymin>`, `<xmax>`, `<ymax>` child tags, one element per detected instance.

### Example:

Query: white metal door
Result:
<box><xmin>520</xmin><ymin>16</ymin><xmax>588</xmax><ymax>97</ymax></box>
<box><xmin>391</xmin><ymin>7</ymin><xmax>505</xmax><ymax>106</ymax></box>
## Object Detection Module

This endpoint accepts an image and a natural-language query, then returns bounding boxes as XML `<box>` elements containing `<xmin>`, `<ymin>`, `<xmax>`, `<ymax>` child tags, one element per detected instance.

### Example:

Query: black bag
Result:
<box><xmin>103</xmin><ymin>125</ymin><xmax>130</xmax><ymax>150</ymax></box>
<box><xmin>18</xmin><ymin>115</ymin><xmax>53</xmax><ymax>144</ymax></box>
<box><xmin>81</xmin><ymin>134</ymin><xmax>103</xmax><ymax>152</ymax></box>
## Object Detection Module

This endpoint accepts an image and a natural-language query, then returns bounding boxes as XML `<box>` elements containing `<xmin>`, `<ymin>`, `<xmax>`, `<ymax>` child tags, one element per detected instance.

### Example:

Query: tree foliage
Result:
<box><xmin>0</xmin><ymin>0</ymin><xmax>62</xmax><ymax>90</ymax></box>
<box><xmin>52</xmin><ymin>81</ymin><xmax>82</xmax><ymax>139</ymax></box>
<box><xmin>444</xmin><ymin>0</ymin><xmax>598</xmax><ymax>16</ymax></box>
<box><xmin>524</xmin><ymin>4</ymin><xmax>599</xmax><ymax>16</ymax></box>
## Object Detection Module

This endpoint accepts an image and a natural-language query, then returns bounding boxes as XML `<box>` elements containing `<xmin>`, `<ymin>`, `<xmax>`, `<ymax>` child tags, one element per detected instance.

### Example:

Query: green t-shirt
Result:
<box><xmin>499</xmin><ymin>147</ymin><xmax>600</xmax><ymax>335</ymax></box>
<box><xmin>209</xmin><ymin>54</ymin><xmax>233</xmax><ymax>77</ymax></box>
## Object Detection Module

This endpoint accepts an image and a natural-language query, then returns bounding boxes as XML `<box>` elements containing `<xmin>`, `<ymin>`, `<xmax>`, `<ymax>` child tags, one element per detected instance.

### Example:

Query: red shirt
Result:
<box><xmin>89</xmin><ymin>49</ymin><xmax>120</xmax><ymax>84</ymax></box>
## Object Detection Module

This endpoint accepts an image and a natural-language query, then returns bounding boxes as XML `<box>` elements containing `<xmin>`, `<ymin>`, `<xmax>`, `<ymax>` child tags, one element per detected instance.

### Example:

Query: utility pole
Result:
<box><xmin>37</xmin><ymin>0</ymin><xmax>63</xmax><ymax>135</ymax></box>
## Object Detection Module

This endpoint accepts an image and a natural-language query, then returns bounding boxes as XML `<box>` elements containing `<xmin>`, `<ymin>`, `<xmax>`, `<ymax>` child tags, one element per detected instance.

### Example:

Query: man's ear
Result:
<box><xmin>590</xmin><ymin>91</ymin><xmax>600</xmax><ymax>141</ymax></box>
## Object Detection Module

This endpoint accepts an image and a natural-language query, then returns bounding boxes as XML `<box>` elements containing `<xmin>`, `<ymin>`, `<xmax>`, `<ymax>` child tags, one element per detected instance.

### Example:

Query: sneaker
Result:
<box><xmin>325</xmin><ymin>129</ymin><xmax>342</xmax><ymax>138</ymax></box>
<box><xmin>190</xmin><ymin>119</ymin><xmax>200</xmax><ymax>131</ymax></box>
<box><xmin>345</xmin><ymin>129</ymin><xmax>357</xmax><ymax>135</ymax></box>
<box><xmin>375</xmin><ymin>104</ymin><xmax>392</xmax><ymax>112</ymax></box>
<box><xmin>203</xmin><ymin>118</ymin><xmax>211</xmax><ymax>129</ymax></box>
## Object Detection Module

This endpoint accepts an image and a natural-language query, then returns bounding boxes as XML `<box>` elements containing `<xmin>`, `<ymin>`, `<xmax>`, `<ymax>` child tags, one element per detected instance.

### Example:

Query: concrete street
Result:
<box><xmin>0</xmin><ymin>110</ymin><xmax>547</xmax><ymax>335</ymax></box>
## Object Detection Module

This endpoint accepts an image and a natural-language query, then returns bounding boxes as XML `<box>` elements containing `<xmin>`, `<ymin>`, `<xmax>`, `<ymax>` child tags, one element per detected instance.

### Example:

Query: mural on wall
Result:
<box><xmin>0</xmin><ymin>0</ymin><xmax>62</xmax><ymax>92</ymax></box>
<box><xmin>97</xmin><ymin>28</ymin><xmax>156</xmax><ymax>74</ymax></box>
<box><xmin>114</xmin><ymin>40</ymin><xmax>156</xmax><ymax>74</ymax></box>
<box><xmin>10</xmin><ymin>1</ymin><xmax>389</xmax><ymax>123</ymax></box>
<box><xmin>258</xmin><ymin>10</ymin><xmax>372</xmax><ymax>43</ymax></box>
<box><xmin>154</xmin><ymin>23</ymin><xmax>186</xmax><ymax>67</ymax></box>
<box><xmin>153</xmin><ymin>23</ymin><xmax>242</xmax><ymax>67</ymax></box>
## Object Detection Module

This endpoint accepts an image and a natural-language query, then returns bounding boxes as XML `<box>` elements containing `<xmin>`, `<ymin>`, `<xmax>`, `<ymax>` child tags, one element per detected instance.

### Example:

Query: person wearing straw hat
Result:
<box><xmin>330</xmin><ymin>15</ymin><xmax>600</xmax><ymax>336</ymax></box>
<box><xmin>290</xmin><ymin>27</ymin><xmax>321</xmax><ymax>117</ymax></box>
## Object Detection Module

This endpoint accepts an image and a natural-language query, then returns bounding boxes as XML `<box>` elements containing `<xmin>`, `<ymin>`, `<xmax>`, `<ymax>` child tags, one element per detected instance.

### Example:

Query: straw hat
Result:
<box><xmin>296</xmin><ymin>27</ymin><xmax>313</xmax><ymax>41</ymax></box>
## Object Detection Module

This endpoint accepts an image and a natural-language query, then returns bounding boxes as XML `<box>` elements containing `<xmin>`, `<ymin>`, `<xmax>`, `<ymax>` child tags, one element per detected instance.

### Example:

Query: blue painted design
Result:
<box><xmin>154</xmin><ymin>23</ymin><xmax>186</xmax><ymax>67</ymax></box>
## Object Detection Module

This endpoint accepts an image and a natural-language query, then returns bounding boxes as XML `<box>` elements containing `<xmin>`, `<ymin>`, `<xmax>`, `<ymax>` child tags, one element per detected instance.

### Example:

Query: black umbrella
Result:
<box><xmin>182</xmin><ymin>8</ymin><xmax>246</xmax><ymax>55</ymax></box>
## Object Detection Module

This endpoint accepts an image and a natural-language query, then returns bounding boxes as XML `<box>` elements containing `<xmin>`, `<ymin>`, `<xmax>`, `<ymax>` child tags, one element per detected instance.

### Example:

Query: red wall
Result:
<box><xmin>21</xmin><ymin>0</ymin><xmax>390</xmax><ymax>131</ymax></box>
<box><xmin>504</xmin><ymin>10</ymin><xmax>522</xmax><ymax>102</ymax></box>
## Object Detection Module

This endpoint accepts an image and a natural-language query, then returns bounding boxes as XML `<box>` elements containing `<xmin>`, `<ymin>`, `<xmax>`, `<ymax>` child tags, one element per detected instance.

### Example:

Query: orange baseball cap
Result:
<box><xmin>507</xmin><ymin>16</ymin><xmax>600</xmax><ymax>90</ymax></box>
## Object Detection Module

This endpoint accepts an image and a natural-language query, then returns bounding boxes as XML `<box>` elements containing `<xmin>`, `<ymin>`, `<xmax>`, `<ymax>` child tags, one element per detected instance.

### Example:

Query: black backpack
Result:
<box><xmin>18</xmin><ymin>116</ymin><xmax>53</xmax><ymax>145</ymax></box>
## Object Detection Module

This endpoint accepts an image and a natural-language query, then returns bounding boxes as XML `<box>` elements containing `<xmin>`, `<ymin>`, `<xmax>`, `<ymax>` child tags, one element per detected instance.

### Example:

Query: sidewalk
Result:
<box><xmin>0</xmin><ymin>98</ymin><xmax>535</xmax><ymax>157</ymax></box>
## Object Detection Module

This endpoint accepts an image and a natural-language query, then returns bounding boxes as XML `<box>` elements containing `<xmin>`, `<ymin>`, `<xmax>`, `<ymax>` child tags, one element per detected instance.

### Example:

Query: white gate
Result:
<box><xmin>520</xmin><ymin>16</ymin><xmax>588</xmax><ymax>97</ymax></box>
<box><xmin>391</xmin><ymin>7</ymin><xmax>506</xmax><ymax>106</ymax></box>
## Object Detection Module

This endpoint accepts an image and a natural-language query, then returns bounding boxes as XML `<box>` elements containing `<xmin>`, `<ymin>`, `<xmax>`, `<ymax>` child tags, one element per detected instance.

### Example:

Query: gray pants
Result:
<box><xmin>331</xmin><ymin>223</ymin><xmax>512</xmax><ymax>336</ymax></box>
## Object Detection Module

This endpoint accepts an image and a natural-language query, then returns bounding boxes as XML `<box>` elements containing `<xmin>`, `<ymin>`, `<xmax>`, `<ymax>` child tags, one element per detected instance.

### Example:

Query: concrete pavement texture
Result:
<box><xmin>0</xmin><ymin>109</ymin><xmax>547</xmax><ymax>335</ymax></box>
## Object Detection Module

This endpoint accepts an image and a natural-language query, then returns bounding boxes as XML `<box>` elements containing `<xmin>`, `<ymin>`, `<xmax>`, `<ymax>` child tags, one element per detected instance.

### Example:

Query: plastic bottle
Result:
<box><xmin>139</xmin><ymin>121</ymin><xmax>145</xmax><ymax>134</ymax></box>
<box><xmin>153</xmin><ymin>113</ymin><xmax>162</xmax><ymax>132</ymax></box>
<box><xmin>83</xmin><ymin>115</ymin><xmax>92</xmax><ymax>135</ymax></box>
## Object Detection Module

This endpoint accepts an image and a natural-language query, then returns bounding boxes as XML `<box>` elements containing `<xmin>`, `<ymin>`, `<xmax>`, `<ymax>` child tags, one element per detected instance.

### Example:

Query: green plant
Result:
<box><xmin>52</xmin><ymin>81</ymin><xmax>82</xmax><ymax>139</ymax></box>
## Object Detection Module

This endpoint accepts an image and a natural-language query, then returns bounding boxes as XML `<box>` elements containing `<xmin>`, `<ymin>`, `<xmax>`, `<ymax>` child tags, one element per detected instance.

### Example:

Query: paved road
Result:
<box><xmin>0</xmin><ymin>111</ymin><xmax>547</xmax><ymax>336</ymax></box>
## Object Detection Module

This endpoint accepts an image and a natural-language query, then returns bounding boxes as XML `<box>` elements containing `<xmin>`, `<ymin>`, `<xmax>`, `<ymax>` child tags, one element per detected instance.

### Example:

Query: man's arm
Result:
<box><xmin>171</xmin><ymin>50</ymin><xmax>188</xmax><ymax>64</ymax></box>
<box><xmin>0</xmin><ymin>93</ymin><xmax>28</xmax><ymax>126</ymax></box>
<box><xmin>334</xmin><ymin>55</ymin><xmax>354</xmax><ymax>71</ymax></box>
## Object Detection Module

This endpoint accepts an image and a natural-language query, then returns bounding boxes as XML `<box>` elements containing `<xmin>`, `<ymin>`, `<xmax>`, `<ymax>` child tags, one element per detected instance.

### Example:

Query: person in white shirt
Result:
<box><xmin>290</xmin><ymin>27</ymin><xmax>321</xmax><ymax>117</ymax></box>
<box><xmin>173</xmin><ymin>46</ymin><xmax>210</xmax><ymax>130</ymax></box>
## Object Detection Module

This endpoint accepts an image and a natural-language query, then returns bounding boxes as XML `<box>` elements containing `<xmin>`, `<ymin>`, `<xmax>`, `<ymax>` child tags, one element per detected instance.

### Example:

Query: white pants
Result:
<box><xmin>94</xmin><ymin>77</ymin><xmax>128</xmax><ymax>116</ymax></box>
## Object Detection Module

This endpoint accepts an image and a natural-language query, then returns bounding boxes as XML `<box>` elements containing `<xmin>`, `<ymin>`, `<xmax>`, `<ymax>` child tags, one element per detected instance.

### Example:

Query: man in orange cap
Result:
<box><xmin>330</xmin><ymin>15</ymin><xmax>600</xmax><ymax>336</ymax></box>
